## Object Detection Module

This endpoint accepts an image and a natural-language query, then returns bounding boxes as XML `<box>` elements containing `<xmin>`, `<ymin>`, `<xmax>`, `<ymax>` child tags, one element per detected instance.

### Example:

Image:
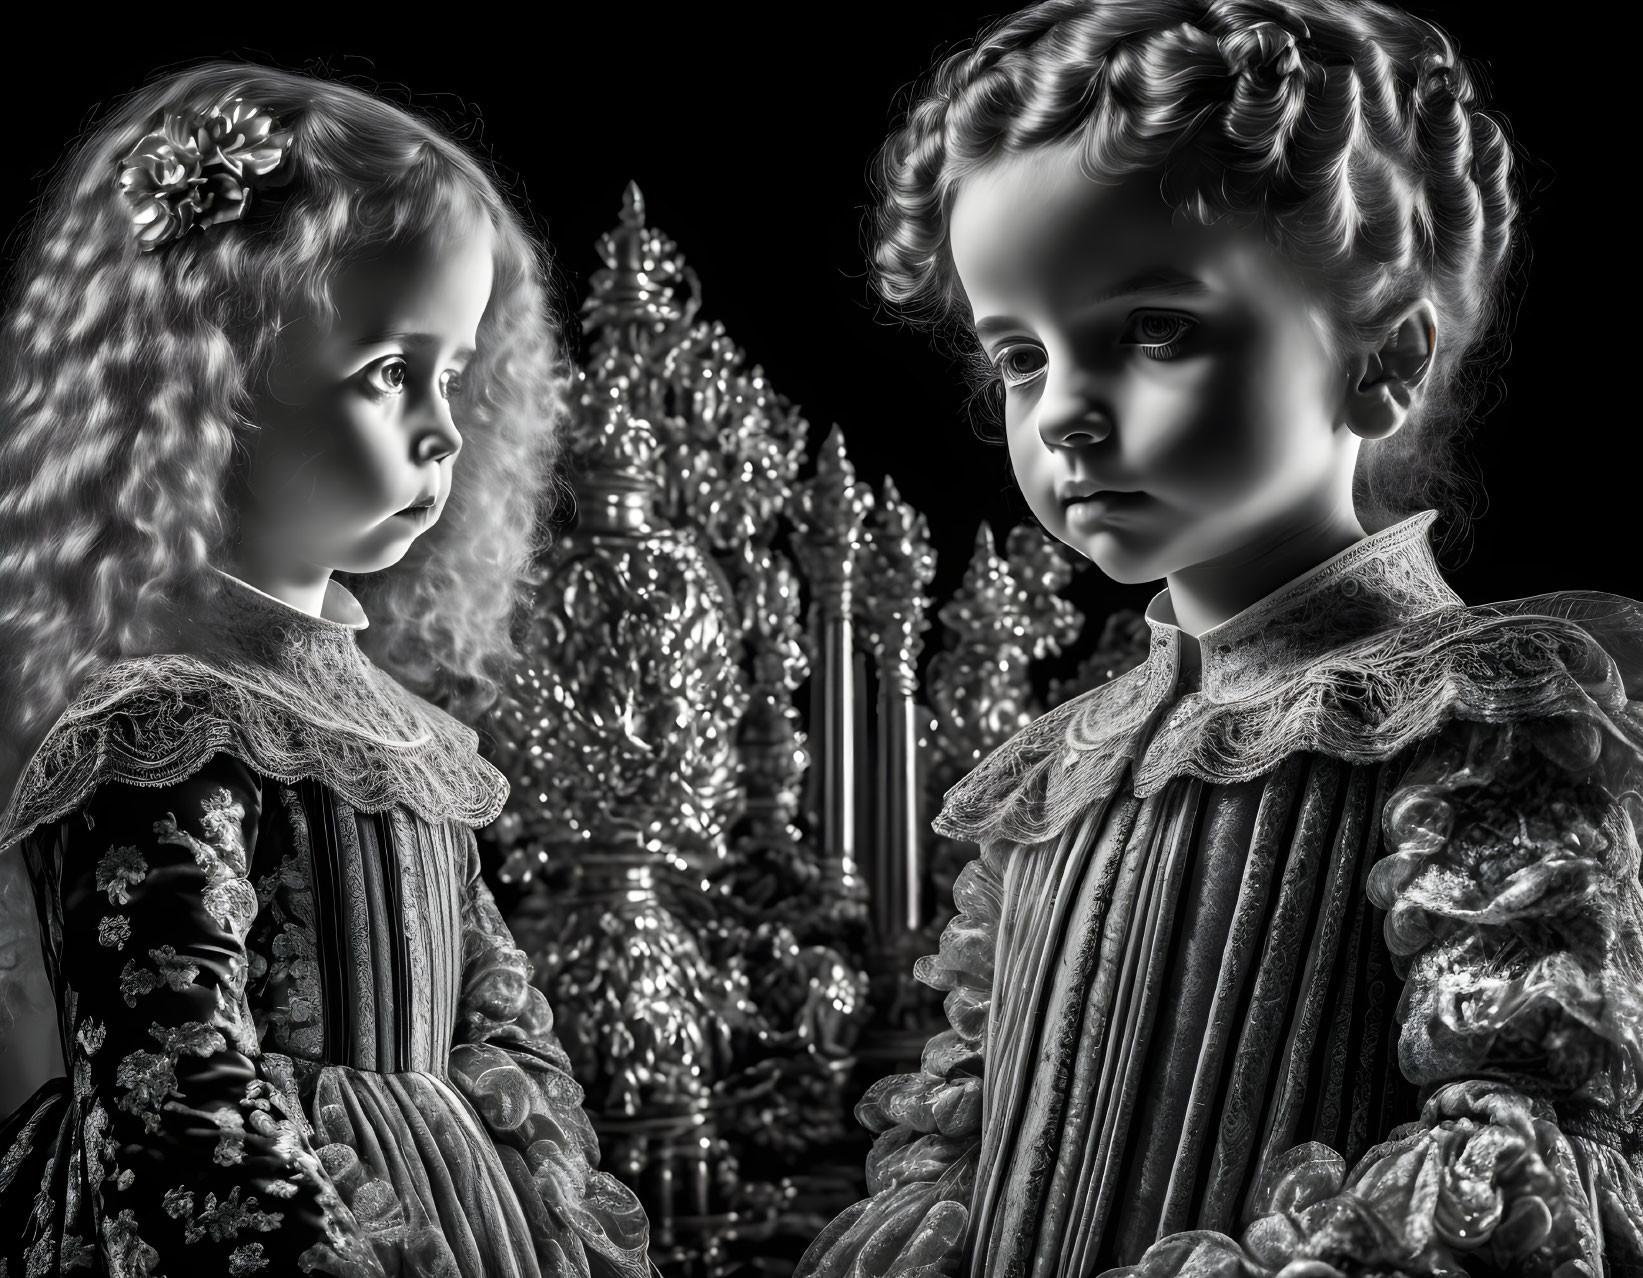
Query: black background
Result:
<box><xmin>5</xmin><ymin>5</ymin><xmax>1621</xmax><ymax>626</ymax></box>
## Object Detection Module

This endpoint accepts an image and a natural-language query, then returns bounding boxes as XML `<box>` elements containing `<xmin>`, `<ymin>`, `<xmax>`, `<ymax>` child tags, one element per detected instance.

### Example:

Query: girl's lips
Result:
<box><xmin>1064</xmin><ymin>491</ymin><xmax>1147</xmax><ymax>530</ymax></box>
<box><xmin>1062</xmin><ymin>489</ymin><xmax>1144</xmax><ymax>508</ymax></box>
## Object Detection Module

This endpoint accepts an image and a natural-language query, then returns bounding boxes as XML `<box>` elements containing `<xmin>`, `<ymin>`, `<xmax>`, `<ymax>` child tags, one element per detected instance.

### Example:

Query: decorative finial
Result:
<box><xmin>792</xmin><ymin>425</ymin><xmax>872</xmax><ymax>603</ymax></box>
<box><xmin>583</xmin><ymin>183</ymin><xmax>693</xmax><ymax>333</ymax></box>
<box><xmin>592</xmin><ymin>409</ymin><xmax>659</xmax><ymax>479</ymax></box>
<box><xmin>925</xmin><ymin>520</ymin><xmax>1038</xmax><ymax>787</ymax></box>
<box><xmin>621</xmin><ymin>180</ymin><xmax>646</xmax><ymax>228</ymax></box>
<box><xmin>936</xmin><ymin>523</ymin><xmax>1032</xmax><ymax>647</ymax></box>
<box><xmin>858</xmin><ymin>475</ymin><xmax>936</xmax><ymax>691</ymax></box>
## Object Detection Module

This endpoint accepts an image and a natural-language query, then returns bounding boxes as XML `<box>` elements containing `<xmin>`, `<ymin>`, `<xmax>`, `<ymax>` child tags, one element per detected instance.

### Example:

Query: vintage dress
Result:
<box><xmin>798</xmin><ymin>510</ymin><xmax>1643</xmax><ymax>1278</ymax></box>
<box><xmin>0</xmin><ymin>570</ymin><xmax>652</xmax><ymax>1277</ymax></box>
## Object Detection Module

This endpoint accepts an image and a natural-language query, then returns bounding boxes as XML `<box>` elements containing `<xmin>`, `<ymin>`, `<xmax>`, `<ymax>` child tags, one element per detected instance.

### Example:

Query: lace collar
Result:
<box><xmin>1141</xmin><ymin>510</ymin><xmax>1463</xmax><ymax>704</ymax></box>
<box><xmin>152</xmin><ymin>567</ymin><xmax>371</xmax><ymax>671</ymax></box>
<box><xmin>931</xmin><ymin>511</ymin><xmax>1643</xmax><ymax>846</ymax></box>
<box><xmin>0</xmin><ymin>569</ymin><xmax>508</xmax><ymax>856</ymax></box>
<box><xmin>208</xmin><ymin>566</ymin><xmax>370</xmax><ymax>632</ymax></box>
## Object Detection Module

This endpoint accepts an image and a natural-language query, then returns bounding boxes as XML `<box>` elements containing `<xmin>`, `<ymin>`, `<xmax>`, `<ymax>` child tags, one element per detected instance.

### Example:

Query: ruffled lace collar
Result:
<box><xmin>1141</xmin><ymin>509</ymin><xmax>1463</xmax><ymax>704</ymax></box>
<box><xmin>933</xmin><ymin>511</ymin><xmax>1643</xmax><ymax>846</ymax></box>
<box><xmin>0</xmin><ymin>569</ymin><xmax>507</xmax><ymax>856</ymax></box>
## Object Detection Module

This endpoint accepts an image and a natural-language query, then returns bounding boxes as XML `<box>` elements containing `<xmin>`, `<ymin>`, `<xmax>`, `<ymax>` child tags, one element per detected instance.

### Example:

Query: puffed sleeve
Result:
<box><xmin>1107</xmin><ymin>715</ymin><xmax>1643</xmax><ymax>1278</ymax></box>
<box><xmin>794</xmin><ymin>843</ymin><xmax>1003</xmax><ymax>1278</ymax></box>
<box><xmin>444</xmin><ymin>831</ymin><xmax>652</xmax><ymax>1278</ymax></box>
<box><xmin>52</xmin><ymin>752</ymin><xmax>383</xmax><ymax>1278</ymax></box>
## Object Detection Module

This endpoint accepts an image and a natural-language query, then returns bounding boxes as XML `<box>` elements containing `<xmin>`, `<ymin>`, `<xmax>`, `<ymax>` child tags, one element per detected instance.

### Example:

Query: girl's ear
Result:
<box><xmin>1342</xmin><ymin>299</ymin><xmax>1438</xmax><ymax>441</ymax></box>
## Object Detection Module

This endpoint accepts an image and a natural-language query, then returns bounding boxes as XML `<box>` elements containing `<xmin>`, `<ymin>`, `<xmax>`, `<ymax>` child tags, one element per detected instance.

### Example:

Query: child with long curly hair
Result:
<box><xmin>0</xmin><ymin>61</ymin><xmax>652</xmax><ymax>1277</ymax></box>
<box><xmin>800</xmin><ymin>2</ymin><xmax>1642</xmax><ymax>1275</ymax></box>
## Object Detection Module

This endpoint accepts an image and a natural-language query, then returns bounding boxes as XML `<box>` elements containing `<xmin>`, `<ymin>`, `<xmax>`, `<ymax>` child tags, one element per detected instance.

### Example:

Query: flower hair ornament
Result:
<box><xmin>116</xmin><ymin>98</ymin><xmax>292</xmax><ymax>252</ymax></box>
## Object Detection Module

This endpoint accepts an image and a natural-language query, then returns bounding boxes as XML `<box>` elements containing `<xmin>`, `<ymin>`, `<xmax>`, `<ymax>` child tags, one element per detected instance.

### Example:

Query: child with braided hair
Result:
<box><xmin>0</xmin><ymin>61</ymin><xmax>653</xmax><ymax>1277</ymax></box>
<box><xmin>800</xmin><ymin>2</ymin><xmax>1642</xmax><ymax>1275</ymax></box>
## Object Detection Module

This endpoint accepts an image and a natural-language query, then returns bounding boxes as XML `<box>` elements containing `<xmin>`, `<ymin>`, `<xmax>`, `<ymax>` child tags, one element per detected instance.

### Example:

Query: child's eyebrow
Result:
<box><xmin>1076</xmin><ymin>268</ymin><xmax>1211</xmax><ymax>309</ymax></box>
<box><xmin>354</xmin><ymin>331</ymin><xmax>477</xmax><ymax>362</ymax></box>
<box><xmin>974</xmin><ymin>269</ymin><xmax>1211</xmax><ymax>336</ymax></box>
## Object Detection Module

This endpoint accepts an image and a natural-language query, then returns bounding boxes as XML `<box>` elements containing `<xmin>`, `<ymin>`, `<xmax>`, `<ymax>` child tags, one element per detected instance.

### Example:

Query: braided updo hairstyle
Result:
<box><xmin>873</xmin><ymin>0</ymin><xmax>1521</xmax><ymax>540</ymax></box>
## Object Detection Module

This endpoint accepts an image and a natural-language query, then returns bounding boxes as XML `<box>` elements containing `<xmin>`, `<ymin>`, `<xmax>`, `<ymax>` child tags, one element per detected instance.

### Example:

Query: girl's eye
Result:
<box><xmin>363</xmin><ymin>356</ymin><xmax>408</xmax><ymax>397</ymax></box>
<box><xmin>993</xmin><ymin>343</ymin><xmax>1048</xmax><ymax>388</ymax></box>
<box><xmin>1123</xmin><ymin>312</ymin><xmax>1197</xmax><ymax>360</ymax></box>
<box><xmin>439</xmin><ymin>369</ymin><xmax>465</xmax><ymax>400</ymax></box>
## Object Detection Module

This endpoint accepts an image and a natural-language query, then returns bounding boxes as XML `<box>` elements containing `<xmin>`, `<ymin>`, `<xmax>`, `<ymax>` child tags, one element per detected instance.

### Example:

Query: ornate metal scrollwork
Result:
<box><xmin>484</xmin><ymin>185</ymin><xmax>878</xmax><ymax>1271</ymax></box>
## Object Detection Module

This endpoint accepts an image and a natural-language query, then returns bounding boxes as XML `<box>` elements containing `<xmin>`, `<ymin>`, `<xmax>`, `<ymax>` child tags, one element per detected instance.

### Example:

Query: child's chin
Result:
<box><xmin>334</xmin><ymin>540</ymin><xmax>416</xmax><ymax>575</ymax></box>
<box><xmin>1073</xmin><ymin>542</ymin><xmax>1161</xmax><ymax>586</ymax></box>
<box><xmin>1093</xmin><ymin>561</ymin><xmax>1158</xmax><ymax>586</ymax></box>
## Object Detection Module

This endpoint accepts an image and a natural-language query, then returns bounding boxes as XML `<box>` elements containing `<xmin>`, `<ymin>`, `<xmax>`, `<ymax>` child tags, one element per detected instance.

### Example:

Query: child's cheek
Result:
<box><xmin>1123</xmin><ymin>361</ymin><xmax>1238</xmax><ymax>485</ymax></box>
<box><xmin>1004</xmin><ymin>420</ymin><xmax>1065</xmax><ymax>524</ymax></box>
<box><xmin>317</xmin><ymin>401</ymin><xmax>406</xmax><ymax>516</ymax></box>
<box><xmin>245</xmin><ymin>402</ymin><xmax>323</xmax><ymax>510</ymax></box>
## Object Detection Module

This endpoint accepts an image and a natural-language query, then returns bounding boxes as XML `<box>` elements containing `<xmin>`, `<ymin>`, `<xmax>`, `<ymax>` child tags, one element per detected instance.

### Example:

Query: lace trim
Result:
<box><xmin>934</xmin><ymin>591</ymin><xmax>1643</xmax><ymax>846</ymax></box>
<box><xmin>931</xmin><ymin>657</ymin><xmax>1167</xmax><ymax>846</ymax></box>
<box><xmin>934</xmin><ymin>512</ymin><xmax>1452</xmax><ymax>846</ymax></box>
<box><xmin>1186</xmin><ymin>510</ymin><xmax>1464</xmax><ymax>703</ymax></box>
<box><xmin>0</xmin><ymin>572</ymin><xmax>507</xmax><ymax>854</ymax></box>
<box><xmin>1137</xmin><ymin>601</ymin><xmax>1643</xmax><ymax>789</ymax></box>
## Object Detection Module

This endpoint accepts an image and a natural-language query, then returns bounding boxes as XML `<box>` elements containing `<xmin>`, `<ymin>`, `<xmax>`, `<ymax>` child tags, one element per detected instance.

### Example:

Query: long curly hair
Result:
<box><xmin>871</xmin><ymin>0</ymin><xmax>1522</xmax><ymax>546</ymax></box>
<box><xmin>0</xmin><ymin>61</ymin><xmax>568</xmax><ymax>1025</ymax></box>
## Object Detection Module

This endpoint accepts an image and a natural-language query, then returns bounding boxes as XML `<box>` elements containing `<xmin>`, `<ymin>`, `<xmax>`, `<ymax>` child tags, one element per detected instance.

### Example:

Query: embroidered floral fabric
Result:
<box><xmin>0</xmin><ymin>571</ymin><xmax>651</xmax><ymax>1277</ymax></box>
<box><xmin>1</xmin><ymin>757</ymin><xmax>382</xmax><ymax>1276</ymax></box>
<box><xmin>797</xmin><ymin>512</ymin><xmax>1643</xmax><ymax>1278</ymax></box>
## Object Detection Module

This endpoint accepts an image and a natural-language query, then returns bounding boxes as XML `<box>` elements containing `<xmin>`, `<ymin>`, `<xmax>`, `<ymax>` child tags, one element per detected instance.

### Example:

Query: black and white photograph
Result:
<box><xmin>0</xmin><ymin>4</ymin><xmax>1636</xmax><ymax>1275</ymax></box>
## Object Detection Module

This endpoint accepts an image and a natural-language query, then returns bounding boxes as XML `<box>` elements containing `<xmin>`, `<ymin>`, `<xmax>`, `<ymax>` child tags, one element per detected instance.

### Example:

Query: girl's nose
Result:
<box><xmin>412</xmin><ymin>390</ymin><xmax>463</xmax><ymax>464</ymax></box>
<box><xmin>415</xmin><ymin>419</ymin><xmax>462</xmax><ymax>465</ymax></box>
<box><xmin>1034</xmin><ymin>358</ymin><xmax>1114</xmax><ymax>449</ymax></box>
<box><xmin>1038</xmin><ymin>391</ymin><xmax>1114</xmax><ymax>450</ymax></box>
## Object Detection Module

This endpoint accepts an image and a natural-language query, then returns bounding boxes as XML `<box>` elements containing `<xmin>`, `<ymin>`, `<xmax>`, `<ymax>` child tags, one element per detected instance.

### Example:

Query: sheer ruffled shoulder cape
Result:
<box><xmin>799</xmin><ymin>511</ymin><xmax>1643</xmax><ymax>1278</ymax></box>
<box><xmin>0</xmin><ymin>573</ymin><xmax>505</xmax><ymax>859</ymax></box>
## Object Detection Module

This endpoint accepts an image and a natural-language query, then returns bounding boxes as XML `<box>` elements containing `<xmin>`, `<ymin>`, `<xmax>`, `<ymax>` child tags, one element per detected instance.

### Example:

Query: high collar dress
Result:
<box><xmin>798</xmin><ymin>511</ymin><xmax>1643</xmax><ymax>1278</ymax></box>
<box><xmin>0</xmin><ymin>570</ymin><xmax>653</xmax><ymax>1277</ymax></box>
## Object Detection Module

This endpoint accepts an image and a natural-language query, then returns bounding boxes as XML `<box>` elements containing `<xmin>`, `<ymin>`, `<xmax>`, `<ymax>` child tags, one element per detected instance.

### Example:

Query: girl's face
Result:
<box><xmin>234</xmin><ymin>227</ymin><xmax>495</xmax><ymax>584</ymax></box>
<box><xmin>948</xmin><ymin>142</ymin><xmax>1360</xmax><ymax>586</ymax></box>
